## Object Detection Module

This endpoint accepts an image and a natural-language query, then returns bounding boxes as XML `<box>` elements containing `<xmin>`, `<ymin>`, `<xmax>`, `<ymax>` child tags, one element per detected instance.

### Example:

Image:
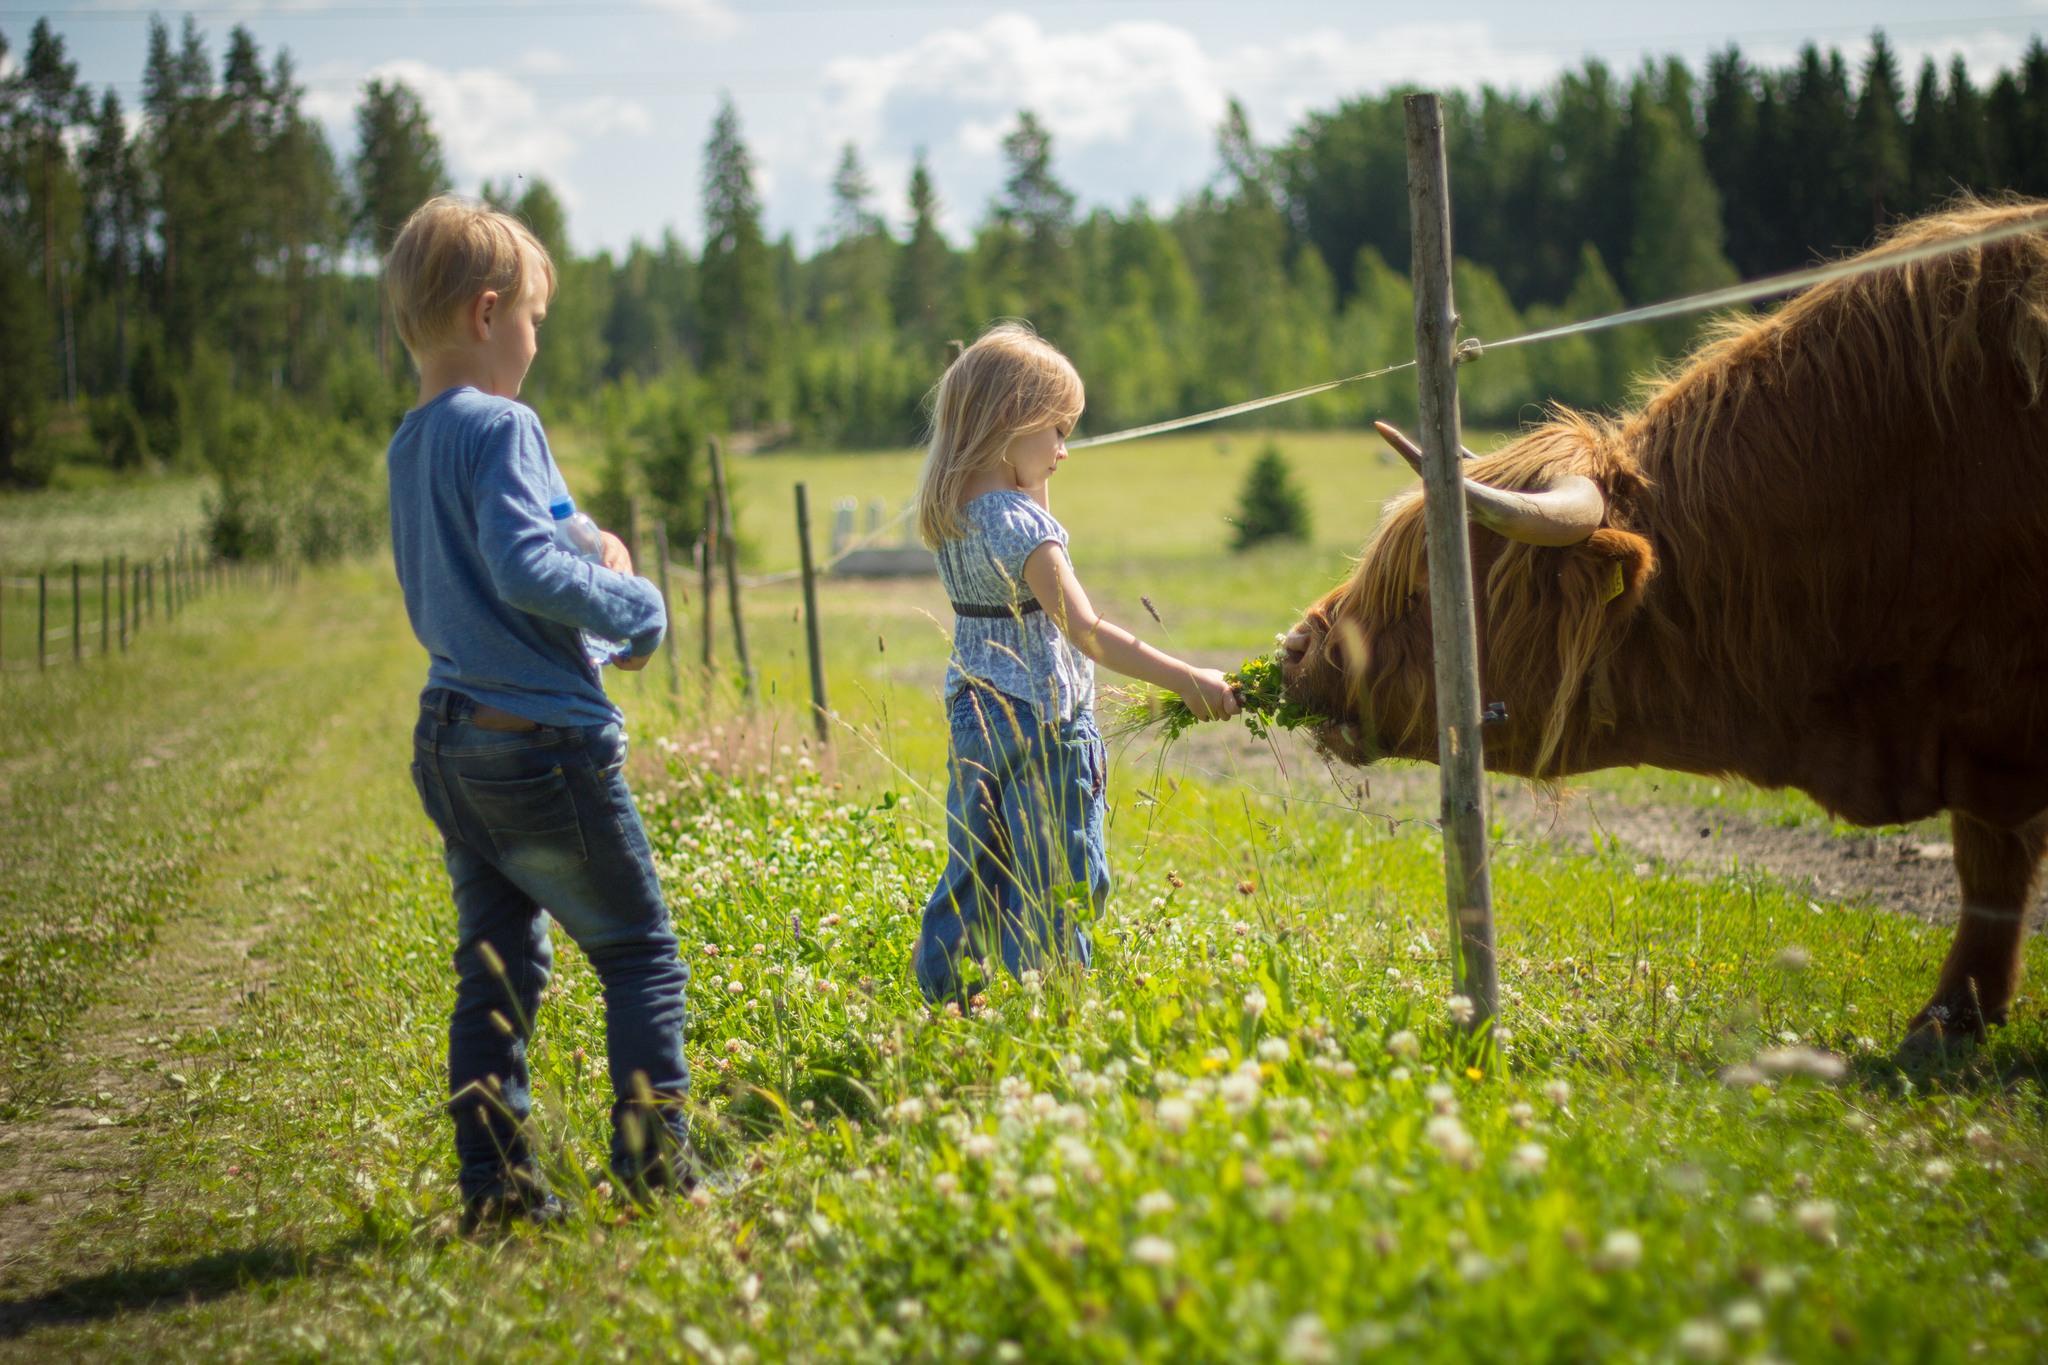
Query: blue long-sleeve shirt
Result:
<box><xmin>387</xmin><ymin>386</ymin><xmax>666</xmax><ymax>727</ymax></box>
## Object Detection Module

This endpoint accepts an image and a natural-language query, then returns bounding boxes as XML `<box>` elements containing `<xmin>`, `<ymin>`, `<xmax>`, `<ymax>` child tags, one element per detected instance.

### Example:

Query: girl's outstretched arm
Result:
<box><xmin>1023</xmin><ymin>542</ymin><xmax>1239</xmax><ymax>720</ymax></box>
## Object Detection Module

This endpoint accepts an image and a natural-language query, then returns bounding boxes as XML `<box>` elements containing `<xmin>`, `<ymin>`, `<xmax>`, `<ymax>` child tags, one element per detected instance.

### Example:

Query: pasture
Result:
<box><xmin>0</xmin><ymin>435</ymin><xmax>2042</xmax><ymax>1361</ymax></box>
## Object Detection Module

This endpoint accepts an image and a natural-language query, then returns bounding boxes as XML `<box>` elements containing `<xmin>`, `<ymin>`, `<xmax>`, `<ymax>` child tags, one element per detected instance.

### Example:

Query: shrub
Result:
<box><xmin>1228</xmin><ymin>442</ymin><xmax>1311</xmax><ymax>551</ymax></box>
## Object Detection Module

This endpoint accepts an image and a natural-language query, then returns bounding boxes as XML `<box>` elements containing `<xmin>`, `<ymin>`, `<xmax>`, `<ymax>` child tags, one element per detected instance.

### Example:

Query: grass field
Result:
<box><xmin>0</xmin><ymin>442</ymin><xmax>2042</xmax><ymax>1360</ymax></box>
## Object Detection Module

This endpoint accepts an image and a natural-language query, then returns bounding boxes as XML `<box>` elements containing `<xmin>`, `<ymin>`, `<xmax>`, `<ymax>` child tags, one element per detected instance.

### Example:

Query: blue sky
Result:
<box><xmin>11</xmin><ymin>1</ymin><xmax>2046</xmax><ymax>256</ymax></box>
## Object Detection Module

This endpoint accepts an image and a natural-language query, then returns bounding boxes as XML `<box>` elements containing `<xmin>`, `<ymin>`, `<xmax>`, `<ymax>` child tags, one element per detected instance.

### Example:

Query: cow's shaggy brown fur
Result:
<box><xmin>1288</xmin><ymin>197</ymin><xmax>2048</xmax><ymax>1043</ymax></box>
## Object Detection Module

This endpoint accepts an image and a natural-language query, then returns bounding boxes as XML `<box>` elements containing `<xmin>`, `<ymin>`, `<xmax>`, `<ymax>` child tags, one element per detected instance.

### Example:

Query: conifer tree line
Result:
<box><xmin>3</xmin><ymin>16</ymin><xmax>2045</xmax><ymax>521</ymax></box>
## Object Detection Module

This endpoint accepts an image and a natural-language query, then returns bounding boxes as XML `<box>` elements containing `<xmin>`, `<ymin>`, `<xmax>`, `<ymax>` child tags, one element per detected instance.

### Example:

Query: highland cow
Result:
<box><xmin>1281</xmin><ymin>199</ymin><xmax>2048</xmax><ymax>1048</ymax></box>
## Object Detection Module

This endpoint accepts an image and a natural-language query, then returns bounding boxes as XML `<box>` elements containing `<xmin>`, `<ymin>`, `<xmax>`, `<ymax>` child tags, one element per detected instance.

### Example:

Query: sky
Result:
<box><xmin>9</xmin><ymin>0</ymin><xmax>2046</xmax><ymax>257</ymax></box>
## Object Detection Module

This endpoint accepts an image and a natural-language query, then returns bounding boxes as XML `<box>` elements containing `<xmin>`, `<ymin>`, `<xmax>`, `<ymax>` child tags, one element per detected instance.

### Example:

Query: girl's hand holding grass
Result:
<box><xmin>1115</xmin><ymin>652</ymin><xmax>1319</xmax><ymax>743</ymax></box>
<box><xmin>1179</xmin><ymin>667</ymin><xmax>1240</xmax><ymax>721</ymax></box>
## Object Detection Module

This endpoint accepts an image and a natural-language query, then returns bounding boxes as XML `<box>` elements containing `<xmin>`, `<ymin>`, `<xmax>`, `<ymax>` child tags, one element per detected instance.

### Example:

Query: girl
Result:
<box><xmin>911</xmin><ymin>323</ymin><xmax>1240</xmax><ymax>1003</ymax></box>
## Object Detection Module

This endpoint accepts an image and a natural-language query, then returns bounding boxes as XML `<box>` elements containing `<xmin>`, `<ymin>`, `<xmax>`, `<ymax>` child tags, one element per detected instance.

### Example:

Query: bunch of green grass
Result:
<box><xmin>1110</xmin><ymin>652</ymin><xmax>1321</xmax><ymax>743</ymax></box>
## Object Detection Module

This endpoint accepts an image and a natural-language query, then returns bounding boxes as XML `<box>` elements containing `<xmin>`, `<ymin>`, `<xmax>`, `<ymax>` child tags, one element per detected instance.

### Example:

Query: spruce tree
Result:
<box><xmin>352</xmin><ymin>76</ymin><xmax>446</xmax><ymax>370</ymax></box>
<box><xmin>1230</xmin><ymin>443</ymin><xmax>1311</xmax><ymax>551</ymax></box>
<box><xmin>698</xmin><ymin>94</ymin><xmax>779</xmax><ymax>423</ymax></box>
<box><xmin>891</xmin><ymin>150</ymin><xmax>952</xmax><ymax>356</ymax></box>
<box><xmin>1853</xmin><ymin>33</ymin><xmax>1908</xmax><ymax>229</ymax></box>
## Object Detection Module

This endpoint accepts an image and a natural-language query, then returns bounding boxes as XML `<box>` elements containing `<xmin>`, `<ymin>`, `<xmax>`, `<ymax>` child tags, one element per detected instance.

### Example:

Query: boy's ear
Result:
<box><xmin>471</xmin><ymin>288</ymin><xmax>498</xmax><ymax>341</ymax></box>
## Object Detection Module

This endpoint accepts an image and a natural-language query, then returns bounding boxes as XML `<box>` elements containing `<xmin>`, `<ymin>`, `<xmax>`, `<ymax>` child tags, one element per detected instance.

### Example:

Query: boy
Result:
<box><xmin>385</xmin><ymin>195</ymin><xmax>692</xmax><ymax>1230</ymax></box>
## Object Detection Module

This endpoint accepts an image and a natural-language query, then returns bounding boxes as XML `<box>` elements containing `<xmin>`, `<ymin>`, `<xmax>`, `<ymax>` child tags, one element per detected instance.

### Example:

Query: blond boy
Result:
<box><xmin>385</xmin><ymin>196</ymin><xmax>690</xmax><ymax>1230</ymax></box>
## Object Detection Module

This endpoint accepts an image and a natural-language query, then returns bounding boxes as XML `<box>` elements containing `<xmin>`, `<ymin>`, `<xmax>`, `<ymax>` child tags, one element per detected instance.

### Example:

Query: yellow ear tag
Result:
<box><xmin>1601</xmin><ymin>560</ymin><xmax>1626</xmax><ymax>605</ymax></box>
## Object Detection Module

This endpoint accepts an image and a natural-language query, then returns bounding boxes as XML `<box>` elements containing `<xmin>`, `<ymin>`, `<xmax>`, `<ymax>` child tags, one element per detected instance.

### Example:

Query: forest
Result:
<box><xmin>3</xmin><ymin>16</ymin><xmax>2044</xmax><ymax>555</ymax></box>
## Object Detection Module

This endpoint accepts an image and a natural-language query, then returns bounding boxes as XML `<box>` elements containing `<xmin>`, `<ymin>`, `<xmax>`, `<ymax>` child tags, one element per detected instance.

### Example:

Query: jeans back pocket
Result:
<box><xmin>457</xmin><ymin>767</ymin><xmax>589</xmax><ymax>874</ymax></box>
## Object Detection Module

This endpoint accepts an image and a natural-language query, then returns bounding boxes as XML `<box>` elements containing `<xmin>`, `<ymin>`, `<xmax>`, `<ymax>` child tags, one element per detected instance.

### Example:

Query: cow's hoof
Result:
<box><xmin>1895</xmin><ymin>1001</ymin><xmax>1987</xmax><ymax>1069</ymax></box>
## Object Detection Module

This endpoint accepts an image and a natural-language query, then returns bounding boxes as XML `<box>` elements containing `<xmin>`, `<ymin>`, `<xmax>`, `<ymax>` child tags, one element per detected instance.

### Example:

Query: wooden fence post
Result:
<box><xmin>707</xmin><ymin>436</ymin><xmax>754</xmax><ymax>699</ymax></box>
<box><xmin>37</xmin><ymin>572</ymin><xmax>47</xmax><ymax>672</ymax></box>
<box><xmin>118</xmin><ymin>554</ymin><xmax>129</xmax><ymax>651</ymax></box>
<box><xmin>100</xmin><ymin>556</ymin><xmax>110</xmax><ymax>656</ymax></box>
<box><xmin>795</xmin><ymin>482</ymin><xmax>830</xmax><ymax>743</ymax></box>
<box><xmin>654</xmin><ymin>523</ymin><xmax>682</xmax><ymax>699</ymax></box>
<box><xmin>1405</xmin><ymin>91</ymin><xmax>1499</xmax><ymax>1034</ymax></box>
<box><xmin>699</xmin><ymin>493</ymin><xmax>717</xmax><ymax>677</ymax></box>
<box><xmin>70</xmin><ymin>562</ymin><xmax>81</xmax><ymax>664</ymax></box>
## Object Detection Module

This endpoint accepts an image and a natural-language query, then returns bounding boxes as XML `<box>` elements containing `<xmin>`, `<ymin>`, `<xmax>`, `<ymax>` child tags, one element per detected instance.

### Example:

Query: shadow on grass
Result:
<box><xmin>0</xmin><ymin>1235</ymin><xmax>370</xmax><ymax>1341</ymax></box>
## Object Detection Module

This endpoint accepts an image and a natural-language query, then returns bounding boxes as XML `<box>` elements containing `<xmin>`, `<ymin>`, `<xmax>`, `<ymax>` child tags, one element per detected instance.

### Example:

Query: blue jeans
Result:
<box><xmin>914</xmin><ymin>686</ymin><xmax>1110</xmax><ymax>1002</ymax></box>
<box><xmin>410</xmin><ymin>688</ymin><xmax>690</xmax><ymax>1198</ymax></box>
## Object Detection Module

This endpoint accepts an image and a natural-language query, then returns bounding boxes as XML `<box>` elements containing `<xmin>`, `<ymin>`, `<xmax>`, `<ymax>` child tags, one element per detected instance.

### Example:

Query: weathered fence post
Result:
<box><xmin>707</xmin><ymin>436</ymin><xmax>754</xmax><ymax>699</ymax></box>
<box><xmin>100</xmin><ymin>556</ymin><xmax>110</xmax><ymax>656</ymax></box>
<box><xmin>1405</xmin><ymin>91</ymin><xmax>1499</xmax><ymax>1033</ymax></box>
<box><xmin>654</xmin><ymin>522</ymin><xmax>682</xmax><ymax>699</ymax></box>
<box><xmin>36</xmin><ymin>572</ymin><xmax>47</xmax><ymax>672</ymax></box>
<box><xmin>699</xmin><ymin>494</ymin><xmax>717</xmax><ymax>677</ymax></box>
<box><xmin>70</xmin><ymin>562</ymin><xmax>81</xmax><ymax>664</ymax></box>
<box><xmin>118</xmin><ymin>554</ymin><xmax>129</xmax><ymax>651</ymax></box>
<box><xmin>795</xmin><ymin>482</ymin><xmax>830</xmax><ymax>744</ymax></box>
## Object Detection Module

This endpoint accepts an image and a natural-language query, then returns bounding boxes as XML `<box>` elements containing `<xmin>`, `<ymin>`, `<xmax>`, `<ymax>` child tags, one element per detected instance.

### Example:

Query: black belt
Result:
<box><xmin>952</xmin><ymin>599</ymin><xmax>1042</xmax><ymax>619</ymax></box>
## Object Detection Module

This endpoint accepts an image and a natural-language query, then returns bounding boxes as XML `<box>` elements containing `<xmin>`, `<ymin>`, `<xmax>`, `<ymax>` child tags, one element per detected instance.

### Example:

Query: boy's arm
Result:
<box><xmin>1021</xmin><ymin>542</ymin><xmax>1238</xmax><ymax>719</ymax></box>
<box><xmin>471</xmin><ymin>412</ymin><xmax>667</xmax><ymax>654</ymax></box>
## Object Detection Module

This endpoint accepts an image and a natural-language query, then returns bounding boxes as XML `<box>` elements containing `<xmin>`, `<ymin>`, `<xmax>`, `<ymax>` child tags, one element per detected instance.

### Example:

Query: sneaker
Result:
<box><xmin>460</xmin><ymin>1168</ymin><xmax>568</xmax><ymax>1235</ymax></box>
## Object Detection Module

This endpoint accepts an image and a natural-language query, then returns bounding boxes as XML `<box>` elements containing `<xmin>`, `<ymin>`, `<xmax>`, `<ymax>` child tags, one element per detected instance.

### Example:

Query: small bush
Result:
<box><xmin>1228</xmin><ymin>442</ymin><xmax>1311</xmax><ymax>551</ymax></box>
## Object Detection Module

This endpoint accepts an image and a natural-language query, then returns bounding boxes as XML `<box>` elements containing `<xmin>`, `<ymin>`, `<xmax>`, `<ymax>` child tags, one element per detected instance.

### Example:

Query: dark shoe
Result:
<box><xmin>612</xmin><ymin>1141</ymin><xmax>703</xmax><ymax>1205</ymax></box>
<box><xmin>460</xmin><ymin>1168</ymin><xmax>568</xmax><ymax>1235</ymax></box>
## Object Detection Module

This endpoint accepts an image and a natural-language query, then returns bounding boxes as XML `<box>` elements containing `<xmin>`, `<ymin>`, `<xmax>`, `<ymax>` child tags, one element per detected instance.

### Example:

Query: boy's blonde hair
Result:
<box><xmin>915</xmin><ymin>322</ymin><xmax>1084</xmax><ymax>547</ymax></box>
<box><xmin>385</xmin><ymin>194</ymin><xmax>557</xmax><ymax>359</ymax></box>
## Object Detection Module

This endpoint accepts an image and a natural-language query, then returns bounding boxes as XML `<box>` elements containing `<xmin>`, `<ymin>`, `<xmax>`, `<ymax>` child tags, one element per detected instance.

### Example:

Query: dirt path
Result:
<box><xmin>1141</xmin><ymin>722</ymin><xmax>2040</xmax><ymax>927</ymax></box>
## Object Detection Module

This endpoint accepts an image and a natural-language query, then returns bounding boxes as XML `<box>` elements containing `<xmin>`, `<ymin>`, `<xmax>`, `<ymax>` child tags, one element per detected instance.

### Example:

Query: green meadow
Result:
<box><xmin>0</xmin><ymin>438</ymin><xmax>2041</xmax><ymax>1361</ymax></box>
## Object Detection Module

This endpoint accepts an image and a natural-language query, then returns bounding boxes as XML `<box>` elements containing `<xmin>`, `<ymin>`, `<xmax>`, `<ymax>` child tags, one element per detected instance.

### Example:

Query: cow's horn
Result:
<box><xmin>1372</xmin><ymin>420</ymin><xmax>1605</xmax><ymax>547</ymax></box>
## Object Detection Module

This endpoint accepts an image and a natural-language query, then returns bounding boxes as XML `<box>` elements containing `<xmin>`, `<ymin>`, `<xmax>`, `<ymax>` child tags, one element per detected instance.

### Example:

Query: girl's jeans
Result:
<box><xmin>410</xmin><ymin>688</ymin><xmax>690</xmax><ymax>1199</ymax></box>
<box><xmin>914</xmin><ymin>686</ymin><xmax>1110</xmax><ymax>1002</ymax></box>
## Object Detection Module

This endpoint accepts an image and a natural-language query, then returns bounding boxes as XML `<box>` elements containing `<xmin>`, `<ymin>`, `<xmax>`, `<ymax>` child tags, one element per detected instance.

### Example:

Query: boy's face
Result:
<box><xmin>474</xmin><ymin>243</ymin><xmax>549</xmax><ymax>398</ymax></box>
<box><xmin>1004</xmin><ymin>419</ymin><xmax>1073</xmax><ymax>493</ymax></box>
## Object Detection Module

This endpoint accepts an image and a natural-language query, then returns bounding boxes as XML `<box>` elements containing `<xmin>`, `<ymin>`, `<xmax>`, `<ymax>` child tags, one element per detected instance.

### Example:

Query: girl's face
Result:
<box><xmin>1004</xmin><ymin>419</ymin><xmax>1073</xmax><ymax>492</ymax></box>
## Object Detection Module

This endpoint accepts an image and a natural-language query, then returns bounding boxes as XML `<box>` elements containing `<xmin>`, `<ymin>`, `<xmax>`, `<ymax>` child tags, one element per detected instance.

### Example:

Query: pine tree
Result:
<box><xmin>1853</xmin><ymin>32</ymin><xmax>1909</xmax><ymax>229</ymax></box>
<box><xmin>698</xmin><ymin>94</ymin><xmax>779</xmax><ymax>423</ymax></box>
<box><xmin>353</xmin><ymin>76</ymin><xmax>448</xmax><ymax>370</ymax></box>
<box><xmin>1624</xmin><ymin>92</ymin><xmax>1738</xmax><ymax>354</ymax></box>
<box><xmin>891</xmin><ymin>149</ymin><xmax>953</xmax><ymax>356</ymax></box>
<box><xmin>1940</xmin><ymin>58</ymin><xmax>1993</xmax><ymax>191</ymax></box>
<box><xmin>18</xmin><ymin>18</ymin><xmax>91</xmax><ymax>403</ymax></box>
<box><xmin>1703</xmin><ymin>48</ymin><xmax>1773</xmax><ymax>278</ymax></box>
<box><xmin>1907</xmin><ymin>58</ymin><xmax>1949</xmax><ymax>209</ymax></box>
<box><xmin>1230</xmin><ymin>442</ymin><xmax>1311</xmax><ymax>551</ymax></box>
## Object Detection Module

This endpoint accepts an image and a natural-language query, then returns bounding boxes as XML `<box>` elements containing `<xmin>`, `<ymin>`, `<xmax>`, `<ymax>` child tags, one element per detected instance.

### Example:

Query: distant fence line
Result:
<box><xmin>0</xmin><ymin>534</ymin><xmax>297</xmax><ymax>677</ymax></box>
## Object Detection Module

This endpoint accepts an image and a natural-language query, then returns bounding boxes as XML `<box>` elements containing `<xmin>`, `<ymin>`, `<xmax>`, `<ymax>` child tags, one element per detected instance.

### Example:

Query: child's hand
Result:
<box><xmin>600</xmin><ymin>531</ymin><xmax>634</xmax><ymax>576</ymax></box>
<box><xmin>1178</xmin><ymin>667</ymin><xmax>1241</xmax><ymax>721</ymax></box>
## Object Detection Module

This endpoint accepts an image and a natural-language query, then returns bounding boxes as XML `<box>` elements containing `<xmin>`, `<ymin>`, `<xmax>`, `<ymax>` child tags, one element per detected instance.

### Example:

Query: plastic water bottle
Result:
<box><xmin>549</xmin><ymin>498</ymin><xmax>627</xmax><ymax>665</ymax></box>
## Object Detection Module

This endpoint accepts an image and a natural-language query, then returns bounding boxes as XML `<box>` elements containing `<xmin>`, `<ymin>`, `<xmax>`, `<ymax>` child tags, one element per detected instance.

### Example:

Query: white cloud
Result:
<box><xmin>303</xmin><ymin>58</ymin><xmax>652</xmax><ymax>238</ymax></box>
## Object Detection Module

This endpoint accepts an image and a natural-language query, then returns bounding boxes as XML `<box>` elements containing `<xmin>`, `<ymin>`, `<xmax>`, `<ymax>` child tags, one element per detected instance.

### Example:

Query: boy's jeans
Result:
<box><xmin>914</xmin><ymin>685</ymin><xmax>1110</xmax><ymax>1003</ymax></box>
<box><xmin>410</xmin><ymin>688</ymin><xmax>690</xmax><ymax>1198</ymax></box>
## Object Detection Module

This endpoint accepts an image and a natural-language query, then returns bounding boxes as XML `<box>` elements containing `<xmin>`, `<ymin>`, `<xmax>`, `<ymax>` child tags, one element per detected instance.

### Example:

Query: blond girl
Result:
<box><xmin>911</xmin><ymin>323</ymin><xmax>1239</xmax><ymax>1002</ymax></box>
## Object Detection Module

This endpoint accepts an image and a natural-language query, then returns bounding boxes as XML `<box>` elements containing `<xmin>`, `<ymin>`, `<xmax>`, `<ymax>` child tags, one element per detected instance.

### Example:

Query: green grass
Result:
<box><xmin>0</xmin><ymin>559</ymin><xmax>2042</xmax><ymax>1361</ymax></box>
<box><xmin>0</xmin><ymin>473</ymin><xmax>211</xmax><ymax>573</ymax></box>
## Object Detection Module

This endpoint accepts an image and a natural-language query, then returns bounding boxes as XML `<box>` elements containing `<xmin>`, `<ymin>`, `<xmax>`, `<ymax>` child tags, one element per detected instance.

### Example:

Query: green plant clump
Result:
<box><xmin>1112</xmin><ymin>652</ymin><xmax>1321</xmax><ymax>743</ymax></box>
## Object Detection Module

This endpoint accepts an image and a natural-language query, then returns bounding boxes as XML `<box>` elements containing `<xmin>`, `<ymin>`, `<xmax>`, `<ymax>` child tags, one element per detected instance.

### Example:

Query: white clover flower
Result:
<box><xmin>1424</xmin><ymin>1115</ymin><xmax>1476</xmax><ymax>1168</ymax></box>
<box><xmin>1243</xmin><ymin>989</ymin><xmax>1268</xmax><ymax>1018</ymax></box>
<box><xmin>1258</xmin><ymin>1037</ymin><xmax>1290</xmax><ymax>1063</ymax></box>
<box><xmin>1426</xmin><ymin>1083</ymin><xmax>1457</xmax><ymax>1115</ymax></box>
<box><xmin>1719</xmin><ymin>1063</ymin><xmax>1767</xmax><ymax>1089</ymax></box>
<box><xmin>1965</xmin><ymin>1124</ymin><xmax>1996</xmax><ymax>1153</ymax></box>
<box><xmin>1446</xmin><ymin>994</ymin><xmax>1475</xmax><ymax>1026</ymax></box>
<box><xmin>961</xmin><ymin>1132</ymin><xmax>998</xmax><ymax>1161</ymax></box>
<box><xmin>1508</xmin><ymin>1101</ymin><xmax>1535</xmax><ymax>1127</ymax></box>
<box><xmin>1386</xmin><ymin>1030</ymin><xmax>1421</xmax><ymax>1060</ymax></box>
<box><xmin>1759</xmin><ymin>1266</ymin><xmax>1795</xmax><ymax>1298</ymax></box>
<box><xmin>894</xmin><ymin>1298</ymin><xmax>923</xmax><ymax>1323</ymax></box>
<box><xmin>1755</xmin><ymin>1046</ymin><xmax>1846</xmax><ymax>1083</ymax></box>
<box><xmin>1921</xmin><ymin>1158</ymin><xmax>1954</xmax><ymax>1185</ymax></box>
<box><xmin>1023</xmin><ymin>1174</ymin><xmax>1058</xmax><ymax>1199</ymax></box>
<box><xmin>1723</xmin><ymin>1299</ymin><xmax>1765</xmax><ymax>1332</ymax></box>
<box><xmin>1596</xmin><ymin>1228</ymin><xmax>1643</xmax><ymax>1271</ymax></box>
<box><xmin>1742</xmin><ymin>1193</ymin><xmax>1775</xmax><ymax>1225</ymax></box>
<box><xmin>1510</xmin><ymin>1142</ymin><xmax>1548</xmax><ymax>1174</ymax></box>
<box><xmin>1773</xmin><ymin>945</ymin><xmax>1811</xmax><ymax>971</ymax></box>
<box><xmin>1675</xmin><ymin>1319</ymin><xmax>1728</xmax><ymax>1361</ymax></box>
<box><xmin>1385</xmin><ymin>967</ymin><xmax>1403</xmax><ymax>983</ymax></box>
<box><xmin>1129</xmin><ymin>1235</ymin><xmax>1176</xmax><ymax>1267</ymax></box>
<box><xmin>1544</xmin><ymin>1079</ymin><xmax>1572</xmax><ymax>1106</ymax></box>
<box><xmin>1136</xmin><ymin>1190</ymin><xmax>1176</xmax><ymax>1218</ymax></box>
<box><xmin>1794</xmin><ymin>1199</ymin><xmax>1837</xmax><ymax>1245</ymax></box>
<box><xmin>1387</xmin><ymin>1066</ymin><xmax>1411</xmax><ymax>1083</ymax></box>
<box><xmin>1219</xmin><ymin>1067</ymin><xmax>1262</xmax><ymax>1113</ymax></box>
<box><xmin>933</xmin><ymin>1172</ymin><xmax>959</xmax><ymax>1196</ymax></box>
<box><xmin>1282</xmin><ymin>1313</ymin><xmax>1335</xmax><ymax>1365</ymax></box>
<box><xmin>890</xmin><ymin>1097</ymin><xmax>927</xmax><ymax>1123</ymax></box>
<box><xmin>1156</xmin><ymin>1097</ymin><xmax>1195</xmax><ymax>1134</ymax></box>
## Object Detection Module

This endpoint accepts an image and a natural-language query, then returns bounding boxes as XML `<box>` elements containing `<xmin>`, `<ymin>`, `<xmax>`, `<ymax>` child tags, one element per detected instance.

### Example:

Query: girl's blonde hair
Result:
<box><xmin>915</xmin><ymin>322</ymin><xmax>1084</xmax><ymax>547</ymax></box>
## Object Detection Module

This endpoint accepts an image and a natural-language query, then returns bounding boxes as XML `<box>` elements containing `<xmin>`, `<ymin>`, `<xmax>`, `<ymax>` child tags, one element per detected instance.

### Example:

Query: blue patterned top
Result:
<box><xmin>937</xmin><ymin>491</ymin><xmax>1095</xmax><ymax>721</ymax></box>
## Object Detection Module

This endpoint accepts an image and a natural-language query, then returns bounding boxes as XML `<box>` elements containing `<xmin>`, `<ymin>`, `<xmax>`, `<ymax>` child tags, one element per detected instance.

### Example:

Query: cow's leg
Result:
<box><xmin>1906</xmin><ymin>810</ymin><xmax>2048</xmax><ymax>1044</ymax></box>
